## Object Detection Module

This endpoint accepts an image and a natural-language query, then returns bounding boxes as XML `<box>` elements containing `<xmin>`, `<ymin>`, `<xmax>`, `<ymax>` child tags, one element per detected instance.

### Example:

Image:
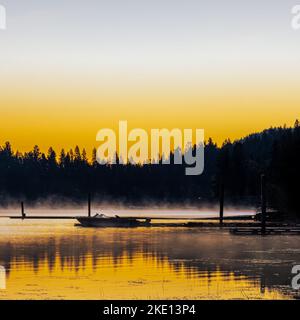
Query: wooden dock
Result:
<box><xmin>230</xmin><ymin>226</ymin><xmax>300</xmax><ymax>235</ymax></box>
<box><xmin>6</xmin><ymin>215</ymin><xmax>253</xmax><ymax>221</ymax></box>
<box><xmin>9</xmin><ymin>216</ymin><xmax>77</xmax><ymax>220</ymax></box>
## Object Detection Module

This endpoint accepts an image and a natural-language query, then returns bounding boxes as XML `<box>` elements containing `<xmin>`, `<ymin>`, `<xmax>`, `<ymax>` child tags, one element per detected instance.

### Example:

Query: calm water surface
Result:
<box><xmin>0</xmin><ymin>213</ymin><xmax>299</xmax><ymax>300</ymax></box>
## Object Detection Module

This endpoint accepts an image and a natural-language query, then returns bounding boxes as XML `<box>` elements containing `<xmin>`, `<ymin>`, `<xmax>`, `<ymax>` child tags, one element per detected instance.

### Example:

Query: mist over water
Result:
<box><xmin>0</xmin><ymin>206</ymin><xmax>255</xmax><ymax>219</ymax></box>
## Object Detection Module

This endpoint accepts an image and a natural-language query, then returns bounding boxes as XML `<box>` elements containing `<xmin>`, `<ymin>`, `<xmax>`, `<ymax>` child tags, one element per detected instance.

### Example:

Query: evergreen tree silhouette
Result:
<box><xmin>0</xmin><ymin>121</ymin><xmax>299</xmax><ymax>217</ymax></box>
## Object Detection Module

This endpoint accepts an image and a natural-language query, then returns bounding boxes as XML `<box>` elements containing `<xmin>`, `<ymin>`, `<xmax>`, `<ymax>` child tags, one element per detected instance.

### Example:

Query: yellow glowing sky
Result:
<box><xmin>1</xmin><ymin>73</ymin><xmax>299</xmax><ymax>154</ymax></box>
<box><xmin>0</xmin><ymin>1</ymin><xmax>300</xmax><ymax>154</ymax></box>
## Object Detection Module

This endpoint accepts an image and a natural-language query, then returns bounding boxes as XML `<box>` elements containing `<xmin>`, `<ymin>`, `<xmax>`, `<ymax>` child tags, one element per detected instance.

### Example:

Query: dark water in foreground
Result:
<box><xmin>0</xmin><ymin>218</ymin><xmax>299</xmax><ymax>300</ymax></box>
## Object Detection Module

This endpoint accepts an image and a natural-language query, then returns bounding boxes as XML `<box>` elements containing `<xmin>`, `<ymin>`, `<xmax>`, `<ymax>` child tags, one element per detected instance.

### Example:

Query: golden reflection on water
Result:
<box><xmin>0</xmin><ymin>219</ymin><xmax>298</xmax><ymax>300</ymax></box>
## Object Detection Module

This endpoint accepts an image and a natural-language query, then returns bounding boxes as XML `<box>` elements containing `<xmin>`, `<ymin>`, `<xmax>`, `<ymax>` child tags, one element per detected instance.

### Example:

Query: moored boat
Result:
<box><xmin>76</xmin><ymin>213</ymin><xmax>151</xmax><ymax>227</ymax></box>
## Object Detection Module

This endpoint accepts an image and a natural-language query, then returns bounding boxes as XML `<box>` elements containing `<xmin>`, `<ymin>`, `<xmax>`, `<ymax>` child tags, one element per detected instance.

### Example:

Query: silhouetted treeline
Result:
<box><xmin>0</xmin><ymin>120</ymin><xmax>299</xmax><ymax>216</ymax></box>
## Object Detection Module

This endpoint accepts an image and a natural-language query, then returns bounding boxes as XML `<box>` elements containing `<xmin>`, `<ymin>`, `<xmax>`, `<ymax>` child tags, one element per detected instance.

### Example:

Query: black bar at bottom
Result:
<box><xmin>0</xmin><ymin>300</ymin><xmax>296</xmax><ymax>319</ymax></box>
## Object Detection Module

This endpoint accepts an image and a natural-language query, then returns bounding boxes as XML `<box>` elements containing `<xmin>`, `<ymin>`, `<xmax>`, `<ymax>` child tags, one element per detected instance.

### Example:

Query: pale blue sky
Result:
<box><xmin>1</xmin><ymin>0</ymin><xmax>299</xmax><ymax>76</ymax></box>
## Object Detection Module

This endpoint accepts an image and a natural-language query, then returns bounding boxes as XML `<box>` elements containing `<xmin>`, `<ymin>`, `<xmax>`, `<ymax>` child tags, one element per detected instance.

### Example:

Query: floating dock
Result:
<box><xmin>230</xmin><ymin>226</ymin><xmax>300</xmax><ymax>235</ymax></box>
<box><xmin>9</xmin><ymin>216</ymin><xmax>76</xmax><ymax>219</ymax></box>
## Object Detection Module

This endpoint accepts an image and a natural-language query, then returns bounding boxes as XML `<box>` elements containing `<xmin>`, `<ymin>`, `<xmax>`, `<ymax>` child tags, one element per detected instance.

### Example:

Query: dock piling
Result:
<box><xmin>21</xmin><ymin>202</ymin><xmax>26</xmax><ymax>219</ymax></box>
<box><xmin>88</xmin><ymin>193</ymin><xmax>91</xmax><ymax>217</ymax></box>
<box><xmin>261</xmin><ymin>174</ymin><xmax>267</xmax><ymax>235</ymax></box>
<box><xmin>219</xmin><ymin>180</ymin><xmax>224</xmax><ymax>225</ymax></box>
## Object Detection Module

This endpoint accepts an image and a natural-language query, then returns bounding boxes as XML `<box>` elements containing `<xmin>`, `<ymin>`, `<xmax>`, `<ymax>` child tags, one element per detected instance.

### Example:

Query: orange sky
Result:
<box><xmin>1</xmin><ymin>73</ymin><xmax>299</xmax><ymax>155</ymax></box>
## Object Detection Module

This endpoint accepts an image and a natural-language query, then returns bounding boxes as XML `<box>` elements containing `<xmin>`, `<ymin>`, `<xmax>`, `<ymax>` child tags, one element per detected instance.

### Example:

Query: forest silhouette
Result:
<box><xmin>0</xmin><ymin>120</ymin><xmax>299</xmax><ymax>217</ymax></box>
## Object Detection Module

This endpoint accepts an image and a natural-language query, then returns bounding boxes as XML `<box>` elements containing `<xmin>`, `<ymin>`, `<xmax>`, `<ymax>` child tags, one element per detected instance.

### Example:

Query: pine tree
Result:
<box><xmin>92</xmin><ymin>148</ymin><xmax>97</xmax><ymax>167</ymax></box>
<box><xmin>59</xmin><ymin>149</ymin><xmax>66</xmax><ymax>168</ymax></box>
<box><xmin>47</xmin><ymin>147</ymin><xmax>57</xmax><ymax>170</ymax></box>
<box><xmin>74</xmin><ymin>146</ymin><xmax>81</xmax><ymax>162</ymax></box>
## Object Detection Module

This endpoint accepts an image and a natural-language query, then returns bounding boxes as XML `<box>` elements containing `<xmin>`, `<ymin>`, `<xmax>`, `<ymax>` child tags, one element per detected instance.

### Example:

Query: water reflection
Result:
<box><xmin>0</xmin><ymin>219</ymin><xmax>299</xmax><ymax>299</ymax></box>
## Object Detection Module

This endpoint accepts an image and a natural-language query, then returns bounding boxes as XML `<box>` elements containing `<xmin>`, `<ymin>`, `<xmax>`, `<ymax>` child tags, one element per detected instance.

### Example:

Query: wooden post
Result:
<box><xmin>261</xmin><ymin>174</ymin><xmax>266</xmax><ymax>235</ymax></box>
<box><xmin>219</xmin><ymin>180</ymin><xmax>224</xmax><ymax>225</ymax></box>
<box><xmin>21</xmin><ymin>202</ymin><xmax>26</xmax><ymax>219</ymax></box>
<box><xmin>88</xmin><ymin>193</ymin><xmax>91</xmax><ymax>217</ymax></box>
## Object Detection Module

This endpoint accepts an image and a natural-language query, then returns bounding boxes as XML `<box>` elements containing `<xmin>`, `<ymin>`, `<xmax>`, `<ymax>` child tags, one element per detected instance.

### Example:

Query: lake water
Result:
<box><xmin>0</xmin><ymin>211</ymin><xmax>299</xmax><ymax>300</ymax></box>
